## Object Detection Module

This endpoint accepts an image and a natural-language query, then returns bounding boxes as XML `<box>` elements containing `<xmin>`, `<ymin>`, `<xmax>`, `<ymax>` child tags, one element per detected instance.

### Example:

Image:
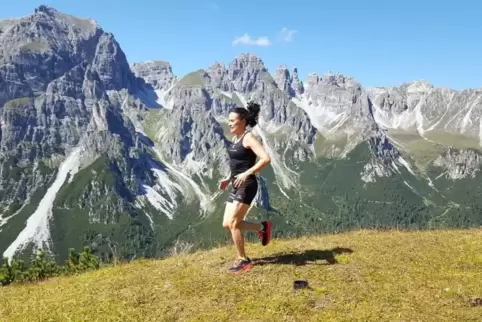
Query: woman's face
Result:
<box><xmin>228</xmin><ymin>112</ymin><xmax>245</xmax><ymax>134</ymax></box>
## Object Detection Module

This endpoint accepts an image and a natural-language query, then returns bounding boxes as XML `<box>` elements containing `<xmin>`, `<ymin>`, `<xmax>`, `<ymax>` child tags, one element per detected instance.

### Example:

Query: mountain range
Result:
<box><xmin>1</xmin><ymin>5</ymin><xmax>482</xmax><ymax>263</ymax></box>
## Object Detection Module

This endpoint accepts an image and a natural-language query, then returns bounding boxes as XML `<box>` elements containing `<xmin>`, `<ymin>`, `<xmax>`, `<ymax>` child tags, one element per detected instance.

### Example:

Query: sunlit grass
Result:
<box><xmin>1</xmin><ymin>229</ymin><xmax>482</xmax><ymax>321</ymax></box>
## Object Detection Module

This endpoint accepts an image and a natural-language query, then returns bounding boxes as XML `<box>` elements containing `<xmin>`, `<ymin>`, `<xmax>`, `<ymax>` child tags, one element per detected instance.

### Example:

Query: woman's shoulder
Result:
<box><xmin>242</xmin><ymin>131</ymin><xmax>262</xmax><ymax>146</ymax></box>
<box><xmin>245</xmin><ymin>131</ymin><xmax>261</xmax><ymax>140</ymax></box>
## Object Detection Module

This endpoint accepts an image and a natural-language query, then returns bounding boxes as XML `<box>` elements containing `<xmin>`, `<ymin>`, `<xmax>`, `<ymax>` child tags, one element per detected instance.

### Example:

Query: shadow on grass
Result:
<box><xmin>254</xmin><ymin>247</ymin><xmax>354</xmax><ymax>266</ymax></box>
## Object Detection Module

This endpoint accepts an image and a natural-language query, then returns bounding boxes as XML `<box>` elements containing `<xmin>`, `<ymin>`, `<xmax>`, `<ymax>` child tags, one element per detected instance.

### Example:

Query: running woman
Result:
<box><xmin>218</xmin><ymin>101</ymin><xmax>272</xmax><ymax>274</ymax></box>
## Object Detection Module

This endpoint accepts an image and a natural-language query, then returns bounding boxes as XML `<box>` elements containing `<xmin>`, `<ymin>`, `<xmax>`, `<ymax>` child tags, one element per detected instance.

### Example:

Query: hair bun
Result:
<box><xmin>246</xmin><ymin>101</ymin><xmax>261</xmax><ymax>127</ymax></box>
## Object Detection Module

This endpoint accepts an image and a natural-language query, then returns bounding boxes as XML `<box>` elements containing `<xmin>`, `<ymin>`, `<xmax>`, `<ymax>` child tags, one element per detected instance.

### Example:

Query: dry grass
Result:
<box><xmin>1</xmin><ymin>229</ymin><xmax>482</xmax><ymax>321</ymax></box>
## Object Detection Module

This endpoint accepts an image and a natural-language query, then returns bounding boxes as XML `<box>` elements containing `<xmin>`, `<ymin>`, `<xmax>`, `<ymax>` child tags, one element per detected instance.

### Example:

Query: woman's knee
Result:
<box><xmin>222</xmin><ymin>218</ymin><xmax>240</xmax><ymax>230</ymax></box>
<box><xmin>222</xmin><ymin>201</ymin><xmax>249</xmax><ymax>230</ymax></box>
<box><xmin>230</xmin><ymin>217</ymin><xmax>244</xmax><ymax>230</ymax></box>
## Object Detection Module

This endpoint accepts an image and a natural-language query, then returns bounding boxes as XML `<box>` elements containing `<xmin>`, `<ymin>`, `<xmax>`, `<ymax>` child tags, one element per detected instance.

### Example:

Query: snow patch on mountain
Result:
<box><xmin>137</xmin><ymin>158</ymin><xmax>183</xmax><ymax>221</ymax></box>
<box><xmin>398</xmin><ymin>156</ymin><xmax>416</xmax><ymax>175</ymax></box>
<box><xmin>155</xmin><ymin>84</ymin><xmax>175</xmax><ymax>109</ymax></box>
<box><xmin>291</xmin><ymin>95</ymin><xmax>349</xmax><ymax>136</ymax></box>
<box><xmin>3</xmin><ymin>146</ymin><xmax>83</xmax><ymax>261</ymax></box>
<box><xmin>152</xmin><ymin>149</ymin><xmax>214</xmax><ymax>215</ymax></box>
<box><xmin>139</xmin><ymin>184</ymin><xmax>175</xmax><ymax>219</ymax></box>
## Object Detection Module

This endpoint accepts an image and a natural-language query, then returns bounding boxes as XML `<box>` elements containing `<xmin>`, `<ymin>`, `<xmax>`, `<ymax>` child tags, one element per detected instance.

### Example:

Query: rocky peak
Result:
<box><xmin>91</xmin><ymin>32</ymin><xmax>136</xmax><ymax>92</ymax></box>
<box><xmin>273</xmin><ymin>65</ymin><xmax>304</xmax><ymax>97</ymax></box>
<box><xmin>305</xmin><ymin>73</ymin><xmax>320</xmax><ymax>89</ymax></box>
<box><xmin>35</xmin><ymin>5</ymin><xmax>58</xmax><ymax>15</ymax></box>
<box><xmin>207</xmin><ymin>62</ymin><xmax>227</xmax><ymax>74</ymax></box>
<box><xmin>229</xmin><ymin>53</ymin><xmax>266</xmax><ymax>71</ymax></box>
<box><xmin>227</xmin><ymin>53</ymin><xmax>267</xmax><ymax>93</ymax></box>
<box><xmin>31</xmin><ymin>5</ymin><xmax>99</xmax><ymax>35</ymax></box>
<box><xmin>406</xmin><ymin>80</ymin><xmax>433</xmax><ymax>94</ymax></box>
<box><xmin>367</xmin><ymin>86</ymin><xmax>409</xmax><ymax>114</ymax></box>
<box><xmin>0</xmin><ymin>5</ymin><xmax>135</xmax><ymax>107</ymax></box>
<box><xmin>205</xmin><ymin>61</ymin><xmax>229</xmax><ymax>91</ymax></box>
<box><xmin>273</xmin><ymin>65</ymin><xmax>292</xmax><ymax>95</ymax></box>
<box><xmin>0</xmin><ymin>4</ymin><xmax>101</xmax><ymax>56</ymax></box>
<box><xmin>293</xmin><ymin>70</ymin><xmax>374</xmax><ymax>155</ymax></box>
<box><xmin>131</xmin><ymin>61</ymin><xmax>176</xmax><ymax>91</ymax></box>
<box><xmin>317</xmin><ymin>72</ymin><xmax>361</xmax><ymax>90</ymax></box>
<box><xmin>291</xmin><ymin>68</ymin><xmax>304</xmax><ymax>95</ymax></box>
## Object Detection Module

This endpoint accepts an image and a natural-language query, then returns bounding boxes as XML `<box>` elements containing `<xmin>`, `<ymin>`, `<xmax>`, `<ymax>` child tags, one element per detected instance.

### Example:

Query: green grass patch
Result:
<box><xmin>1</xmin><ymin>230</ymin><xmax>481</xmax><ymax>321</ymax></box>
<box><xmin>179</xmin><ymin>69</ymin><xmax>206</xmax><ymax>87</ymax></box>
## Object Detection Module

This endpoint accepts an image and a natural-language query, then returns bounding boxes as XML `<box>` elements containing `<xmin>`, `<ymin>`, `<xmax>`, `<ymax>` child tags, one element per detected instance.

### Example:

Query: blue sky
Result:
<box><xmin>1</xmin><ymin>0</ymin><xmax>481</xmax><ymax>90</ymax></box>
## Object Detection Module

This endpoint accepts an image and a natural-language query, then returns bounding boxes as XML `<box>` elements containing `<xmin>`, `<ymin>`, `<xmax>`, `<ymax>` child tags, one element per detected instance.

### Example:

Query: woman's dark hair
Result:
<box><xmin>230</xmin><ymin>101</ymin><xmax>261</xmax><ymax>128</ymax></box>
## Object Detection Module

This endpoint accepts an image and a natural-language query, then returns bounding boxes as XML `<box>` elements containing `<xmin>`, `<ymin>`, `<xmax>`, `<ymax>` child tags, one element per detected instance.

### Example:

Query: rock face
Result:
<box><xmin>2</xmin><ymin>6</ymin><xmax>482</xmax><ymax>264</ymax></box>
<box><xmin>131</xmin><ymin>61</ymin><xmax>176</xmax><ymax>92</ymax></box>
<box><xmin>367</xmin><ymin>81</ymin><xmax>482</xmax><ymax>142</ymax></box>
<box><xmin>0</xmin><ymin>6</ymin><xmax>156</xmax><ymax>262</ymax></box>
<box><xmin>433</xmin><ymin>148</ymin><xmax>482</xmax><ymax>179</ymax></box>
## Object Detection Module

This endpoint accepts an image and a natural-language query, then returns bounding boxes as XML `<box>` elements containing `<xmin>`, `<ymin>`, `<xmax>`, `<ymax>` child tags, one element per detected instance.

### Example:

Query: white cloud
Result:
<box><xmin>232</xmin><ymin>33</ymin><xmax>271</xmax><ymax>47</ymax></box>
<box><xmin>279</xmin><ymin>27</ymin><xmax>297</xmax><ymax>42</ymax></box>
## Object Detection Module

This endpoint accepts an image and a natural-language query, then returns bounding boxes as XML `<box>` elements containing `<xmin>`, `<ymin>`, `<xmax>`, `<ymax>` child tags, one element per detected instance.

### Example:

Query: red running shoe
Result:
<box><xmin>258</xmin><ymin>221</ymin><xmax>272</xmax><ymax>246</ymax></box>
<box><xmin>228</xmin><ymin>257</ymin><xmax>253</xmax><ymax>274</ymax></box>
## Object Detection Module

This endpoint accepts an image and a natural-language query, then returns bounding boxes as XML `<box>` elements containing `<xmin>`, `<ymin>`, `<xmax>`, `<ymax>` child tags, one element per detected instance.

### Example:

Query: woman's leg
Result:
<box><xmin>223</xmin><ymin>201</ymin><xmax>259</xmax><ymax>259</ymax></box>
<box><xmin>221</xmin><ymin>181</ymin><xmax>272</xmax><ymax>272</ymax></box>
<box><xmin>223</xmin><ymin>190</ymin><xmax>262</xmax><ymax>234</ymax></box>
<box><xmin>224</xmin><ymin>200</ymin><xmax>259</xmax><ymax>259</ymax></box>
<box><xmin>222</xmin><ymin>200</ymin><xmax>257</xmax><ymax>273</ymax></box>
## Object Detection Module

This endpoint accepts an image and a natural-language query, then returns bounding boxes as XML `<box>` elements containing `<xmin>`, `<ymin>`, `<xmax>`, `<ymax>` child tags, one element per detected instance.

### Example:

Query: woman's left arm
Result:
<box><xmin>244</xmin><ymin>132</ymin><xmax>271</xmax><ymax>175</ymax></box>
<box><xmin>233</xmin><ymin>133</ymin><xmax>271</xmax><ymax>187</ymax></box>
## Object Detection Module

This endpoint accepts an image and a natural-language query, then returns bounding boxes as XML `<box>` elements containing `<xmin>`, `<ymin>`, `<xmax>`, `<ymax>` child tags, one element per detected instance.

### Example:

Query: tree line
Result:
<box><xmin>0</xmin><ymin>246</ymin><xmax>99</xmax><ymax>287</ymax></box>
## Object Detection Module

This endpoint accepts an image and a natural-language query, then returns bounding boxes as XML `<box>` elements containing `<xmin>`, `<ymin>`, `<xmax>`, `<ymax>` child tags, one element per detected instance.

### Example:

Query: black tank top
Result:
<box><xmin>228</xmin><ymin>132</ymin><xmax>257</xmax><ymax>180</ymax></box>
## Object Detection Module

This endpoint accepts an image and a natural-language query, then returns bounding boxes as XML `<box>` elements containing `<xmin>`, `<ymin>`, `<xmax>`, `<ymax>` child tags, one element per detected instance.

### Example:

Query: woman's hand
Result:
<box><xmin>233</xmin><ymin>171</ymin><xmax>250</xmax><ymax>188</ymax></box>
<box><xmin>218</xmin><ymin>178</ymin><xmax>230</xmax><ymax>191</ymax></box>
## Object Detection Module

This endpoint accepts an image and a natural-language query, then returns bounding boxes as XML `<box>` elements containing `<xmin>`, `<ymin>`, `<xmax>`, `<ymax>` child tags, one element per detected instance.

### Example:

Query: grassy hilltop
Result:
<box><xmin>1</xmin><ymin>229</ymin><xmax>482</xmax><ymax>321</ymax></box>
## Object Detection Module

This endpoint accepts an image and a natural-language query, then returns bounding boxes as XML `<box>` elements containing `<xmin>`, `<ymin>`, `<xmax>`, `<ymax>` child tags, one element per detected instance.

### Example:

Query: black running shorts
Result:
<box><xmin>227</xmin><ymin>177</ymin><xmax>258</xmax><ymax>205</ymax></box>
